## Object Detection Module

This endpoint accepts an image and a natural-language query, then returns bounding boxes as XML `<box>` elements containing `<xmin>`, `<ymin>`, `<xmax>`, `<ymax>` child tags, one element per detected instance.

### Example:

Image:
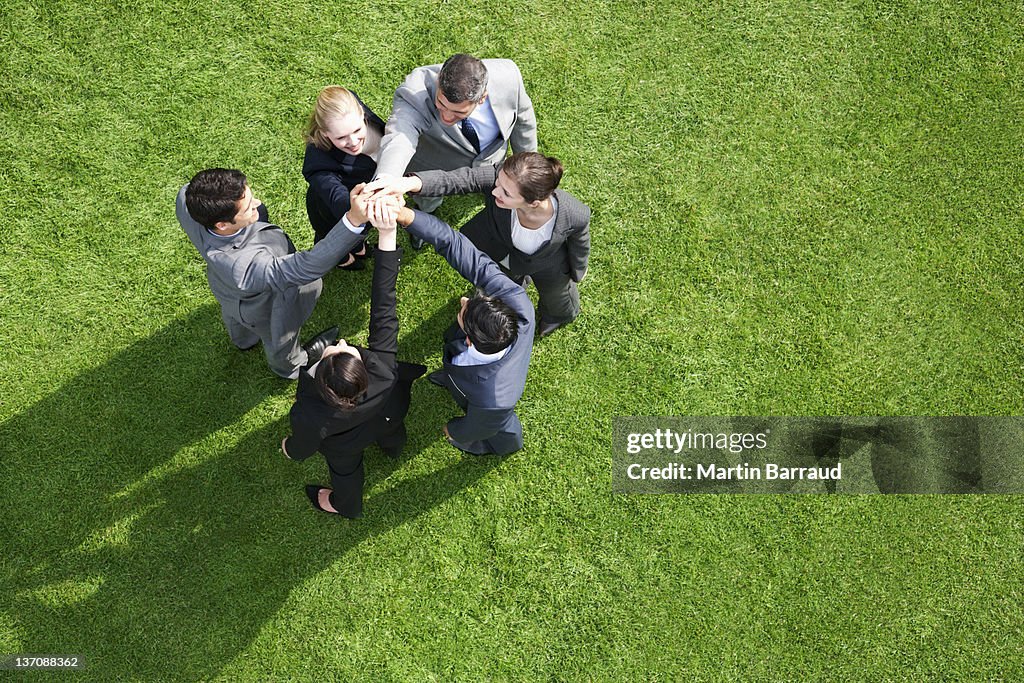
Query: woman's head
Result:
<box><xmin>314</xmin><ymin>340</ymin><xmax>369</xmax><ymax>409</ymax></box>
<box><xmin>306</xmin><ymin>86</ymin><xmax>367</xmax><ymax>155</ymax></box>
<box><xmin>494</xmin><ymin>152</ymin><xmax>564</xmax><ymax>208</ymax></box>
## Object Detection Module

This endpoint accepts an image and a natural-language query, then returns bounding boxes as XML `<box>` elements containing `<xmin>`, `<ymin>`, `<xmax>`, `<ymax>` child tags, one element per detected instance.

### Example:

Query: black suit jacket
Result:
<box><xmin>285</xmin><ymin>248</ymin><xmax>404</xmax><ymax>460</ymax></box>
<box><xmin>414</xmin><ymin>164</ymin><xmax>591</xmax><ymax>282</ymax></box>
<box><xmin>302</xmin><ymin>92</ymin><xmax>386</xmax><ymax>234</ymax></box>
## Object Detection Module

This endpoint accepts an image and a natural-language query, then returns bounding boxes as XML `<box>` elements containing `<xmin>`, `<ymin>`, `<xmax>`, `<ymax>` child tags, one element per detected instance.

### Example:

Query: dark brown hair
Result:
<box><xmin>438</xmin><ymin>54</ymin><xmax>488</xmax><ymax>103</ymax></box>
<box><xmin>315</xmin><ymin>351</ymin><xmax>369</xmax><ymax>409</ymax></box>
<box><xmin>185</xmin><ymin>168</ymin><xmax>247</xmax><ymax>229</ymax></box>
<box><xmin>463</xmin><ymin>292</ymin><xmax>518</xmax><ymax>354</ymax></box>
<box><xmin>501</xmin><ymin>152</ymin><xmax>564</xmax><ymax>203</ymax></box>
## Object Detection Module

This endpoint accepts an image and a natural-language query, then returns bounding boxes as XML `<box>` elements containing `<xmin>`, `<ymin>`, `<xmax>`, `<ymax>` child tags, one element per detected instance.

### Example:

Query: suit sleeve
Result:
<box><xmin>414</xmin><ymin>165</ymin><xmax>499</xmax><ymax>198</ymax></box>
<box><xmin>367</xmin><ymin>249</ymin><xmax>402</xmax><ymax>354</ymax></box>
<box><xmin>507</xmin><ymin>62</ymin><xmax>537</xmax><ymax>154</ymax></box>
<box><xmin>375</xmin><ymin>76</ymin><xmax>434</xmax><ymax>179</ymax></box>
<box><xmin>405</xmin><ymin>210</ymin><xmax>522</xmax><ymax>303</ymax></box>
<box><xmin>567</xmin><ymin>207</ymin><xmax>591</xmax><ymax>283</ymax></box>
<box><xmin>210</xmin><ymin>218</ymin><xmax>365</xmax><ymax>293</ymax></box>
<box><xmin>446</xmin><ymin>405</ymin><xmax>513</xmax><ymax>447</ymax></box>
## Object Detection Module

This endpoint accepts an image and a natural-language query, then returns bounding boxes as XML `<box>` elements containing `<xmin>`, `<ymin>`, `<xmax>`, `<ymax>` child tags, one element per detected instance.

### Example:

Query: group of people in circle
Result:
<box><xmin>175</xmin><ymin>54</ymin><xmax>590</xmax><ymax>517</ymax></box>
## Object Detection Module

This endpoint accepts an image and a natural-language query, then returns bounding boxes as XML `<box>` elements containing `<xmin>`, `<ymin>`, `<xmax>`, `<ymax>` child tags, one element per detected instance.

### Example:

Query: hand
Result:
<box><xmin>369</xmin><ymin>194</ymin><xmax>399</xmax><ymax>251</ymax></box>
<box><xmin>368</xmin><ymin>195</ymin><xmax>398</xmax><ymax>231</ymax></box>
<box><xmin>346</xmin><ymin>183</ymin><xmax>371</xmax><ymax>225</ymax></box>
<box><xmin>364</xmin><ymin>174</ymin><xmax>422</xmax><ymax>198</ymax></box>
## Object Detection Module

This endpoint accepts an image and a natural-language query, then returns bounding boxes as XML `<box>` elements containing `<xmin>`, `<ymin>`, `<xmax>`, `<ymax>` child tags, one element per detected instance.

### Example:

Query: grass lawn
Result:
<box><xmin>1</xmin><ymin>0</ymin><xmax>1022</xmax><ymax>680</ymax></box>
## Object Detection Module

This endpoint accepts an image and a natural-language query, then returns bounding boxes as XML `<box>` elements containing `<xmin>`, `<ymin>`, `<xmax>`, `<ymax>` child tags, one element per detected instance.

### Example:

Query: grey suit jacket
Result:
<box><xmin>375</xmin><ymin>59</ymin><xmax>537</xmax><ymax>179</ymax></box>
<box><xmin>415</xmin><ymin>165</ymin><xmax>591</xmax><ymax>282</ymax></box>
<box><xmin>175</xmin><ymin>185</ymin><xmax>363</xmax><ymax>353</ymax></box>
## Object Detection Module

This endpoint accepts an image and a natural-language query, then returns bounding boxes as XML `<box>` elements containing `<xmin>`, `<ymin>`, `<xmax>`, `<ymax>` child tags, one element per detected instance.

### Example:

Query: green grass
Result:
<box><xmin>1</xmin><ymin>0</ymin><xmax>1022</xmax><ymax>680</ymax></box>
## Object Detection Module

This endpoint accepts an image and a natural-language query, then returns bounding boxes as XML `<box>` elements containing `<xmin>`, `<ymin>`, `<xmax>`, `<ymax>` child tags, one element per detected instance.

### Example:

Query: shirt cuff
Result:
<box><xmin>342</xmin><ymin>213</ymin><xmax>366</xmax><ymax>234</ymax></box>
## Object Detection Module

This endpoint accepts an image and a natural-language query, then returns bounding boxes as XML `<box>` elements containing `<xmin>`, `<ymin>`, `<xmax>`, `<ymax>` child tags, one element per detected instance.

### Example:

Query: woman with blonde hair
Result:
<box><xmin>302</xmin><ymin>85</ymin><xmax>385</xmax><ymax>269</ymax></box>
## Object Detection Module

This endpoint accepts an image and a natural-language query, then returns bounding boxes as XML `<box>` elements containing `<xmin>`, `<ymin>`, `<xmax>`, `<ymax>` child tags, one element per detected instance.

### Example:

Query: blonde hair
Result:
<box><xmin>306</xmin><ymin>86</ymin><xmax>363</xmax><ymax>151</ymax></box>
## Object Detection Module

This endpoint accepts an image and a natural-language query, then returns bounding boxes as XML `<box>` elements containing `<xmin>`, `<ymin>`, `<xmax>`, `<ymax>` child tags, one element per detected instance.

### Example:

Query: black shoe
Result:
<box><xmin>538</xmin><ymin>320</ymin><xmax>566</xmax><ymax>338</ymax></box>
<box><xmin>427</xmin><ymin>369</ymin><xmax>448</xmax><ymax>387</ymax></box>
<box><xmin>353</xmin><ymin>244</ymin><xmax>374</xmax><ymax>260</ymax></box>
<box><xmin>337</xmin><ymin>253</ymin><xmax>365</xmax><ymax>270</ymax></box>
<box><xmin>409</xmin><ymin>234</ymin><xmax>426</xmax><ymax>250</ymax></box>
<box><xmin>302</xmin><ymin>326</ymin><xmax>339</xmax><ymax>364</ymax></box>
<box><xmin>305</xmin><ymin>485</ymin><xmax>362</xmax><ymax>518</ymax></box>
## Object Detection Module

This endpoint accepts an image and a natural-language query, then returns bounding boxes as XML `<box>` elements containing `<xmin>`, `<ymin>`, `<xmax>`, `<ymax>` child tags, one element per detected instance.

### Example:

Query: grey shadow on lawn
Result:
<box><xmin>0</xmin><ymin>303</ymin><xmax>499</xmax><ymax>680</ymax></box>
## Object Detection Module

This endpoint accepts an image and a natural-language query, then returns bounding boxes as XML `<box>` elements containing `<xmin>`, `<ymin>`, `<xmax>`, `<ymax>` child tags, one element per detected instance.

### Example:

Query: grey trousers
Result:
<box><xmin>220</xmin><ymin>279</ymin><xmax>321</xmax><ymax>380</ymax></box>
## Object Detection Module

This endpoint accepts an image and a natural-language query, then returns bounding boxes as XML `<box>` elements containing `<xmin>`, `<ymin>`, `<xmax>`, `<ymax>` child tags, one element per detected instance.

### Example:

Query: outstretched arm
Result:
<box><xmin>364</xmin><ymin>165</ymin><xmax>499</xmax><ymax>202</ymax></box>
<box><xmin>374</xmin><ymin>77</ymin><xmax>434</xmax><ymax>180</ymax></box>
<box><xmin>305</xmin><ymin>170</ymin><xmax>353</xmax><ymax>221</ymax></box>
<box><xmin>214</xmin><ymin>187</ymin><xmax>372</xmax><ymax>293</ymax></box>
<box><xmin>399</xmin><ymin>208</ymin><xmax>521</xmax><ymax>302</ymax></box>
<box><xmin>414</xmin><ymin>165</ymin><xmax>500</xmax><ymax>198</ymax></box>
<box><xmin>366</xmin><ymin>198</ymin><xmax>402</xmax><ymax>354</ymax></box>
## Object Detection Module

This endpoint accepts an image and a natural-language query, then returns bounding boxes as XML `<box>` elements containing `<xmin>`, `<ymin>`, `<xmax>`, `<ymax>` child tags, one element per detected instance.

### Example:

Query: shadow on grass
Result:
<box><xmin>0</xmin><ymin>304</ymin><xmax>498</xmax><ymax>679</ymax></box>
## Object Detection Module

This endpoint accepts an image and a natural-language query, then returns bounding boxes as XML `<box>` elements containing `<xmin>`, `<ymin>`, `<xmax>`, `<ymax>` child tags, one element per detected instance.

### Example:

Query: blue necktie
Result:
<box><xmin>461</xmin><ymin>118</ymin><xmax>481</xmax><ymax>153</ymax></box>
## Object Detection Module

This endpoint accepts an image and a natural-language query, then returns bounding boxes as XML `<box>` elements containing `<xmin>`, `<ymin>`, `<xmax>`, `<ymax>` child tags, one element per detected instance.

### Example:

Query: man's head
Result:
<box><xmin>434</xmin><ymin>54</ymin><xmax>488</xmax><ymax>125</ymax></box>
<box><xmin>457</xmin><ymin>292</ymin><xmax>519</xmax><ymax>354</ymax></box>
<box><xmin>315</xmin><ymin>340</ymin><xmax>369</xmax><ymax>410</ymax></box>
<box><xmin>185</xmin><ymin>168</ymin><xmax>262</xmax><ymax>235</ymax></box>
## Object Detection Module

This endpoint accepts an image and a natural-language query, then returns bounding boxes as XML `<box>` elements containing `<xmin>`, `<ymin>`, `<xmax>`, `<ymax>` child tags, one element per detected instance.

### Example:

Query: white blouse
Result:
<box><xmin>510</xmin><ymin>195</ymin><xmax>558</xmax><ymax>256</ymax></box>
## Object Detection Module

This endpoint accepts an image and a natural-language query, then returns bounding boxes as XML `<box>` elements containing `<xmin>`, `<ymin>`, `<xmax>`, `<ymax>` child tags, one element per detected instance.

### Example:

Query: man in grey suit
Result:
<box><xmin>393</xmin><ymin>203</ymin><xmax>535</xmax><ymax>455</ymax></box>
<box><xmin>373</xmin><ymin>53</ymin><xmax>537</xmax><ymax>244</ymax></box>
<box><xmin>176</xmin><ymin>168</ymin><xmax>370</xmax><ymax>379</ymax></box>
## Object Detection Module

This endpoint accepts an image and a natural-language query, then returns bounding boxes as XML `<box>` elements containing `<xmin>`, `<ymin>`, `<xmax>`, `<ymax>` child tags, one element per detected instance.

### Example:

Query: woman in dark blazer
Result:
<box><xmin>281</xmin><ymin>199</ymin><xmax>425</xmax><ymax>518</ymax></box>
<box><xmin>383</xmin><ymin>152</ymin><xmax>590</xmax><ymax>337</ymax></box>
<box><xmin>302</xmin><ymin>86</ymin><xmax>386</xmax><ymax>269</ymax></box>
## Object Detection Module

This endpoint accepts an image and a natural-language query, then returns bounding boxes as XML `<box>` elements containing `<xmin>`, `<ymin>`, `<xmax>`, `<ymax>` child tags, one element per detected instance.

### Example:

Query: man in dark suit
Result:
<box><xmin>176</xmin><ymin>168</ymin><xmax>370</xmax><ymax>379</ymax></box>
<box><xmin>394</xmin><ymin>205</ymin><xmax>535</xmax><ymax>455</ymax></box>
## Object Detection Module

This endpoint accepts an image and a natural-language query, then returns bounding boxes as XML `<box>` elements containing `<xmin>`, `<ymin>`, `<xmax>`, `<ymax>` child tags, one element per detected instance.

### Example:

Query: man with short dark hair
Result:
<box><xmin>176</xmin><ymin>168</ymin><xmax>371</xmax><ymax>379</ymax></box>
<box><xmin>393</xmin><ymin>204</ymin><xmax>534</xmax><ymax>455</ymax></box>
<box><xmin>373</xmin><ymin>54</ymin><xmax>537</xmax><ymax>224</ymax></box>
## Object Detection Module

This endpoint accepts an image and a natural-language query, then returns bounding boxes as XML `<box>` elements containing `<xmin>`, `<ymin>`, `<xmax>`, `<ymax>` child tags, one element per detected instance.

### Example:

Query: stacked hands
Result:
<box><xmin>346</xmin><ymin>174</ymin><xmax>426</xmax><ymax>236</ymax></box>
<box><xmin>346</xmin><ymin>182</ymin><xmax>406</xmax><ymax>234</ymax></box>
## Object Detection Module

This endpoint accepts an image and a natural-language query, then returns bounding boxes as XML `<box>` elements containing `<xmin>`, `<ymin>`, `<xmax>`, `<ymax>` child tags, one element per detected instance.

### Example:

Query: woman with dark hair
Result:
<box><xmin>302</xmin><ymin>85</ymin><xmax>385</xmax><ymax>270</ymax></box>
<box><xmin>374</xmin><ymin>152</ymin><xmax>590</xmax><ymax>337</ymax></box>
<box><xmin>281</xmin><ymin>196</ymin><xmax>426</xmax><ymax>518</ymax></box>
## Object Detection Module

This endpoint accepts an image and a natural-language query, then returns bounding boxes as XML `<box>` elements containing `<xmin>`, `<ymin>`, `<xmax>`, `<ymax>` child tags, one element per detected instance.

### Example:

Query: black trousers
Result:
<box><xmin>323</xmin><ymin>361</ymin><xmax>426</xmax><ymax>516</ymax></box>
